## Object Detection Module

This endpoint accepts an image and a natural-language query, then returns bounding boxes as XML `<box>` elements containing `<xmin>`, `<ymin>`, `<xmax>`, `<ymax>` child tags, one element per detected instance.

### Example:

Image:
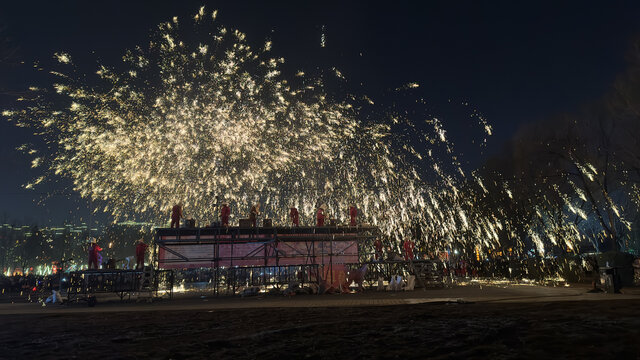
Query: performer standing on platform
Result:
<box><xmin>249</xmin><ymin>204</ymin><xmax>260</xmax><ymax>227</ymax></box>
<box><xmin>220</xmin><ymin>202</ymin><xmax>231</xmax><ymax>227</ymax></box>
<box><xmin>403</xmin><ymin>239</ymin><xmax>415</xmax><ymax>261</ymax></box>
<box><xmin>88</xmin><ymin>240</ymin><xmax>102</xmax><ymax>269</ymax></box>
<box><xmin>316</xmin><ymin>205</ymin><xmax>326</xmax><ymax>226</ymax></box>
<box><xmin>349</xmin><ymin>205</ymin><xmax>358</xmax><ymax>226</ymax></box>
<box><xmin>170</xmin><ymin>203</ymin><xmax>182</xmax><ymax>228</ymax></box>
<box><xmin>290</xmin><ymin>207</ymin><xmax>299</xmax><ymax>227</ymax></box>
<box><xmin>135</xmin><ymin>239</ymin><xmax>148</xmax><ymax>270</ymax></box>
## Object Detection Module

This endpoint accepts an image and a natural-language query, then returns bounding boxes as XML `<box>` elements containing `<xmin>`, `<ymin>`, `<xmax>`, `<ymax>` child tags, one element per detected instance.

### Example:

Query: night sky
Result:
<box><xmin>1</xmin><ymin>0</ymin><xmax>639</xmax><ymax>225</ymax></box>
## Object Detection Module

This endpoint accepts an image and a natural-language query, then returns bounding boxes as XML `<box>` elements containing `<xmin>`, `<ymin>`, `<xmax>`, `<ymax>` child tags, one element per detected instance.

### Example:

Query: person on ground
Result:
<box><xmin>88</xmin><ymin>240</ymin><xmax>102</xmax><ymax>270</ymax></box>
<box><xmin>374</xmin><ymin>239</ymin><xmax>383</xmax><ymax>260</ymax></box>
<box><xmin>135</xmin><ymin>239</ymin><xmax>148</xmax><ymax>270</ymax></box>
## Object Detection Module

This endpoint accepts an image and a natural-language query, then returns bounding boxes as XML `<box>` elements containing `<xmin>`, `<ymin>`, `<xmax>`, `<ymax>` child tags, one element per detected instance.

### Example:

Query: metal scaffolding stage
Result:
<box><xmin>155</xmin><ymin>226</ymin><xmax>380</xmax><ymax>268</ymax></box>
<box><xmin>154</xmin><ymin>226</ymin><xmax>381</xmax><ymax>293</ymax></box>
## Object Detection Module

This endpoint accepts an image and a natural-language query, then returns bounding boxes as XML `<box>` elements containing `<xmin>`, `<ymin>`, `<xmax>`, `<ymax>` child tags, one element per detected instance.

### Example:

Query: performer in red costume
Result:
<box><xmin>374</xmin><ymin>239</ymin><xmax>383</xmax><ymax>260</ymax></box>
<box><xmin>289</xmin><ymin>207</ymin><xmax>299</xmax><ymax>227</ymax></box>
<box><xmin>349</xmin><ymin>205</ymin><xmax>358</xmax><ymax>226</ymax></box>
<box><xmin>88</xmin><ymin>241</ymin><xmax>102</xmax><ymax>269</ymax></box>
<box><xmin>316</xmin><ymin>206</ymin><xmax>326</xmax><ymax>226</ymax></box>
<box><xmin>170</xmin><ymin>203</ymin><xmax>182</xmax><ymax>228</ymax></box>
<box><xmin>249</xmin><ymin>204</ymin><xmax>260</xmax><ymax>227</ymax></box>
<box><xmin>135</xmin><ymin>239</ymin><xmax>148</xmax><ymax>270</ymax></box>
<box><xmin>220</xmin><ymin>202</ymin><xmax>231</xmax><ymax>227</ymax></box>
<box><xmin>402</xmin><ymin>239</ymin><xmax>415</xmax><ymax>261</ymax></box>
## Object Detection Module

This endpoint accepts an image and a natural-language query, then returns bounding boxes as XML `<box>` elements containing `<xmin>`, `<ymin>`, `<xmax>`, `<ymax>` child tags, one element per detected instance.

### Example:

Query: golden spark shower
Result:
<box><xmin>3</xmin><ymin>7</ymin><xmax>530</xmax><ymax>256</ymax></box>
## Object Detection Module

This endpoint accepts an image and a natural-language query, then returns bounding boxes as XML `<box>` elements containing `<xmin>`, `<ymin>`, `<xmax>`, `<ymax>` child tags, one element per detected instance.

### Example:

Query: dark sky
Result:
<box><xmin>1</xmin><ymin>0</ymin><xmax>639</xmax><ymax>225</ymax></box>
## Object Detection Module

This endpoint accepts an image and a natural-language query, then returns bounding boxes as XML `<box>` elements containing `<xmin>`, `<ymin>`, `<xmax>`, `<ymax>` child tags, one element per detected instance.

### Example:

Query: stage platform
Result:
<box><xmin>155</xmin><ymin>225</ymin><xmax>380</xmax><ymax>242</ymax></box>
<box><xmin>154</xmin><ymin>226</ymin><xmax>381</xmax><ymax>292</ymax></box>
<box><xmin>155</xmin><ymin>225</ymin><xmax>380</xmax><ymax>269</ymax></box>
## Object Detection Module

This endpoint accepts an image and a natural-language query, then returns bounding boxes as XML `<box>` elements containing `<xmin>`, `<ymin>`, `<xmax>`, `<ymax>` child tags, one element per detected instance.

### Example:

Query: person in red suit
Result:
<box><xmin>220</xmin><ymin>202</ymin><xmax>231</xmax><ymax>227</ymax></box>
<box><xmin>403</xmin><ymin>239</ymin><xmax>415</xmax><ymax>261</ymax></box>
<box><xmin>374</xmin><ymin>239</ymin><xmax>383</xmax><ymax>260</ymax></box>
<box><xmin>249</xmin><ymin>204</ymin><xmax>260</xmax><ymax>227</ymax></box>
<box><xmin>349</xmin><ymin>205</ymin><xmax>358</xmax><ymax>226</ymax></box>
<box><xmin>135</xmin><ymin>239</ymin><xmax>148</xmax><ymax>270</ymax></box>
<box><xmin>289</xmin><ymin>207</ymin><xmax>299</xmax><ymax>227</ymax></box>
<box><xmin>88</xmin><ymin>241</ymin><xmax>102</xmax><ymax>269</ymax></box>
<box><xmin>170</xmin><ymin>203</ymin><xmax>182</xmax><ymax>228</ymax></box>
<box><xmin>316</xmin><ymin>207</ymin><xmax>326</xmax><ymax>226</ymax></box>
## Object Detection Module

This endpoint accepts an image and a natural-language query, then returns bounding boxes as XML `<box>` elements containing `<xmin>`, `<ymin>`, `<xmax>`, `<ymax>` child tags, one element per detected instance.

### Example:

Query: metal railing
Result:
<box><xmin>64</xmin><ymin>268</ymin><xmax>174</xmax><ymax>303</ymax></box>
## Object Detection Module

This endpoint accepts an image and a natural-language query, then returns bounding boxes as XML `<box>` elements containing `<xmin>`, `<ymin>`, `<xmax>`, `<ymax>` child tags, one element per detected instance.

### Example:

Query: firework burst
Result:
<box><xmin>4</xmin><ymin>7</ymin><xmax>497</xmax><ymax>256</ymax></box>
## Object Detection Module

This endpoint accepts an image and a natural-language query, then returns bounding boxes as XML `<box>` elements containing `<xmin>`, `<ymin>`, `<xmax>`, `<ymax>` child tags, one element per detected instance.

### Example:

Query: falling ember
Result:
<box><xmin>320</xmin><ymin>24</ymin><xmax>326</xmax><ymax>48</ymax></box>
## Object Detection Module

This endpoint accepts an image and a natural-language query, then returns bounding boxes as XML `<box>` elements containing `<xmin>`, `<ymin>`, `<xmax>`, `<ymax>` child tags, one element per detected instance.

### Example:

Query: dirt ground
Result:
<box><xmin>1</xmin><ymin>294</ymin><xmax>639</xmax><ymax>360</ymax></box>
